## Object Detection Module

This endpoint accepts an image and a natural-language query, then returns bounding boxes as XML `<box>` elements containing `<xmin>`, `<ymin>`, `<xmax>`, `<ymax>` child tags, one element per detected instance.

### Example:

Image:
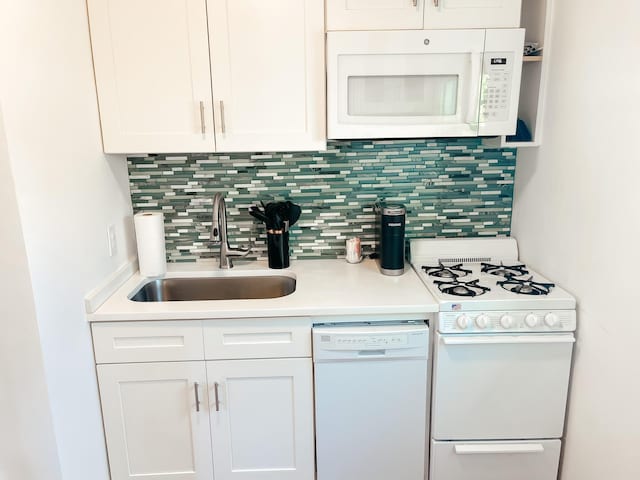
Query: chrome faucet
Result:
<box><xmin>210</xmin><ymin>193</ymin><xmax>251</xmax><ymax>268</ymax></box>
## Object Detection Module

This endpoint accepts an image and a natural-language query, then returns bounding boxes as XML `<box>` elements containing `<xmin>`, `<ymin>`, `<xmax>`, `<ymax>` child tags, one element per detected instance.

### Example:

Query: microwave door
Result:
<box><xmin>327</xmin><ymin>30</ymin><xmax>486</xmax><ymax>140</ymax></box>
<box><xmin>332</xmin><ymin>53</ymin><xmax>484</xmax><ymax>139</ymax></box>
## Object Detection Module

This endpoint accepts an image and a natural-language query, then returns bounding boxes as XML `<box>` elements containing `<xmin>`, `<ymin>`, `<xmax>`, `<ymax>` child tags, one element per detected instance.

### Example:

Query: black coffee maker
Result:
<box><xmin>375</xmin><ymin>202</ymin><xmax>406</xmax><ymax>276</ymax></box>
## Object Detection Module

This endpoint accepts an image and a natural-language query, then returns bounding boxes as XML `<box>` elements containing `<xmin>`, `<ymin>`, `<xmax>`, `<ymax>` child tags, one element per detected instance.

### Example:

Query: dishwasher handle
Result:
<box><xmin>357</xmin><ymin>349</ymin><xmax>387</xmax><ymax>357</ymax></box>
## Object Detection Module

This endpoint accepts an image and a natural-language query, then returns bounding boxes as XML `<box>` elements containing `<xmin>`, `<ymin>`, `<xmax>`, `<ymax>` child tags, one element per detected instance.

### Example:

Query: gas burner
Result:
<box><xmin>434</xmin><ymin>279</ymin><xmax>490</xmax><ymax>297</ymax></box>
<box><xmin>498</xmin><ymin>276</ymin><xmax>555</xmax><ymax>296</ymax></box>
<box><xmin>422</xmin><ymin>263</ymin><xmax>472</xmax><ymax>279</ymax></box>
<box><xmin>481</xmin><ymin>262</ymin><xmax>529</xmax><ymax>278</ymax></box>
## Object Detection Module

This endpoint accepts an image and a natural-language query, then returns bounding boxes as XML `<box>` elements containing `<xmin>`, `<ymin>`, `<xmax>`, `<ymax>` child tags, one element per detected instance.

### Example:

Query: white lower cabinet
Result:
<box><xmin>207</xmin><ymin>358</ymin><xmax>315</xmax><ymax>480</ymax></box>
<box><xmin>95</xmin><ymin>321</ymin><xmax>314</xmax><ymax>480</ymax></box>
<box><xmin>97</xmin><ymin>362</ymin><xmax>214</xmax><ymax>480</ymax></box>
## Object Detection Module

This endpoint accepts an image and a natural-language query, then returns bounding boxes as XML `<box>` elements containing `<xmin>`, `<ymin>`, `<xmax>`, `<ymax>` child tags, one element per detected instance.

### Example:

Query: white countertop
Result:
<box><xmin>88</xmin><ymin>259</ymin><xmax>438</xmax><ymax>322</ymax></box>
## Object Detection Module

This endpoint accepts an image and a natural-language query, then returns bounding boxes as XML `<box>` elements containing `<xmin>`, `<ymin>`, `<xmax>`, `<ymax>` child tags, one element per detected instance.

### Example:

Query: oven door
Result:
<box><xmin>432</xmin><ymin>332</ymin><xmax>574</xmax><ymax>440</ymax></box>
<box><xmin>430</xmin><ymin>439</ymin><xmax>561</xmax><ymax>480</ymax></box>
<box><xmin>327</xmin><ymin>30</ymin><xmax>485</xmax><ymax>139</ymax></box>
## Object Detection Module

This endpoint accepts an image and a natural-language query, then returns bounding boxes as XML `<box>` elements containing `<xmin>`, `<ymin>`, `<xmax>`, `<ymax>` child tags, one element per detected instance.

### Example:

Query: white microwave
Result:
<box><xmin>327</xmin><ymin>29</ymin><xmax>525</xmax><ymax>139</ymax></box>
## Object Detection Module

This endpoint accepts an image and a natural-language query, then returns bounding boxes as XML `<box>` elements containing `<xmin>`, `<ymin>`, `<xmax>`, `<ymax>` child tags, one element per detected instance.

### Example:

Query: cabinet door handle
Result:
<box><xmin>194</xmin><ymin>382</ymin><xmax>201</xmax><ymax>412</ymax></box>
<box><xmin>214</xmin><ymin>382</ymin><xmax>220</xmax><ymax>412</ymax></box>
<box><xmin>412</xmin><ymin>0</ymin><xmax>417</xmax><ymax>7</ymax></box>
<box><xmin>434</xmin><ymin>0</ymin><xmax>439</xmax><ymax>6</ymax></box>
<box><xmin>199</xmin><ymin>101</ymin><xmax>205</xmax><ymax>135</ymax></box>
<box><xmin>219</xmin><ymin>101</ymin><xmax>226</xmax><ymax>134</ymax></box>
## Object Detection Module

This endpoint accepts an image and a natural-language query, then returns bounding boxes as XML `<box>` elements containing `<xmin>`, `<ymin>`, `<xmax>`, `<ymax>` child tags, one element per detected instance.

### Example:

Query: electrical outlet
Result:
<box><xmin>107</xmin><ymin>224</ymin><xmax>117</xmax><ymax>257</ymax></box>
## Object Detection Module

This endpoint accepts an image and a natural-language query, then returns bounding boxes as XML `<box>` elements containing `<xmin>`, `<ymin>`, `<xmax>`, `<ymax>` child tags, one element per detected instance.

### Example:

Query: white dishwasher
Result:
<box><xmin>313</xmin><ymin>321</ymin><xmax>429</xmax><ymax>480</ymax></box>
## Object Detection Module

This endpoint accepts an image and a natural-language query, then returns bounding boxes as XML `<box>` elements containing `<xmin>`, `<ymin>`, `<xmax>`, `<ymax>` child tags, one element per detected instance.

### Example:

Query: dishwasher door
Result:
<box><xmin>313</xmin><ymin>322</ymin><xmax>429</xmax><ymax>480</ymax></box>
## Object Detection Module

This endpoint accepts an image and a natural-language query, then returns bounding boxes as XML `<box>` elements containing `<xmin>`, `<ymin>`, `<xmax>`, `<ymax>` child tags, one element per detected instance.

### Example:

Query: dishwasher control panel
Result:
<box><xmin>312</xmin><ymin>323</ymin><xmax>429</xmax><ymax>361</ymax></box>
<box><xmin>326</xmin><ymin>334</ymin><xmax>409</xmax><ymax>349</ymax></box>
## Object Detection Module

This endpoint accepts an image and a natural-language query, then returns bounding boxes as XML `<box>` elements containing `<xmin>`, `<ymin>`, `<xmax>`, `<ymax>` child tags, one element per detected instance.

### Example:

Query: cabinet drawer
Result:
<box><xmin>92</xmin><ymin>321</ymin><xmax>204</xmax><ymax>364</ymax></box>
<box><xmin>203</xmin><ymin>318</ymin><xmax>311</xmax><ymax>360</ymax></box>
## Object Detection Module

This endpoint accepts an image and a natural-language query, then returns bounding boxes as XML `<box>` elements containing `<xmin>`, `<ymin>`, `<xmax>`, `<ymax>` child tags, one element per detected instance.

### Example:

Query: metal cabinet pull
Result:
<box><xmin>434</xmin><ymin>0</ymin><xmax>439</xmax><ymax>6</ymax></box>
<box><xmin>199</xmin><ymin>101</ymin><xmax>205</xmax><ymax>135</ymax></box>
<box><xmin>214</xmin><ymin>382</ymin><xmax>220</xmax><ymax>412</ymax></box>
<box><xmin>219</xmin><ymin>101</ymin><xmax>226</xmax><ymax>134</ymax></box>
<box><xmin>412</xmin><ymin>0</ymin><xmax>417</xmax><ymax>7</ymax></box>
<box><xmin>194</xmin><ymin>382</ymin><xmax>201</xmax><ymax>412</ymax></box>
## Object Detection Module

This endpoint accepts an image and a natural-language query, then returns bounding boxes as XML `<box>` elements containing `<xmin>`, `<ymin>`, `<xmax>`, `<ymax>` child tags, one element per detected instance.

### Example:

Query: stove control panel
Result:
<box><xmin>439</xmin><ymin>310</ymin><xmax>576</xmax><ymax>333</ymax></box>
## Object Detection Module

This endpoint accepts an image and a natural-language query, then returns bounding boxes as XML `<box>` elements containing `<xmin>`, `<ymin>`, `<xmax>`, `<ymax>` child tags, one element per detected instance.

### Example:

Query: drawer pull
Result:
<box><xmin>113</xmin><ymin>336</ymin><xmax>185</xmax><ymax>349</ymax></box>
<box><xmin>454</xmin><ymin>444</ymin><xmax>545</xmax><ymax>455</ymax></box>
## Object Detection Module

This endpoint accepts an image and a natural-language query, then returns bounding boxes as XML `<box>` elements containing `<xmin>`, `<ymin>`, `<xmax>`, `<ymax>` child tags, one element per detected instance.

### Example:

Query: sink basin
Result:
<box><xmin>130</xmin><ymin>275</ymin><xmax>296</xmax><ymax>302</ymax></box>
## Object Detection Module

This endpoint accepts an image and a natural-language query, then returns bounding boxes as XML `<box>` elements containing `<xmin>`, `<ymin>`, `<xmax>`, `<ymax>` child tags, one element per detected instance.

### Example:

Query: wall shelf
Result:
<box><xmin>485</xmin><ymin>0</ymin><xmax>553</xmax><ymax>149</ymax></box>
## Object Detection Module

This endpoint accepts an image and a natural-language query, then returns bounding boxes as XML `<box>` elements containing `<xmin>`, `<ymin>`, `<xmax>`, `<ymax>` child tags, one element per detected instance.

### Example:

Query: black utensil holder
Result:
<box><xmin>267</xmin><ymin>231</ymin><xmax>289</xmax><ymax>269</ymax></box>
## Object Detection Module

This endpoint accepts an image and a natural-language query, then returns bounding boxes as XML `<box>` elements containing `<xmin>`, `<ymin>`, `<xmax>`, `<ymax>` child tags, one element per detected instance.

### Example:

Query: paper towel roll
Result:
<box><xmin>134</xmin><ymin>211</ymin><xmax>167</xmax><ymax>277</ymax></box>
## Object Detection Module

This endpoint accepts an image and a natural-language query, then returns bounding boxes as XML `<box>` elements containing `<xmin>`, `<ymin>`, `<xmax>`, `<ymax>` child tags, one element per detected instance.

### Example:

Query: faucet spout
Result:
<box><xmin>210</xmin><ymin>193</ymin><xmax>251</xmax><ymax>268</ymax></box>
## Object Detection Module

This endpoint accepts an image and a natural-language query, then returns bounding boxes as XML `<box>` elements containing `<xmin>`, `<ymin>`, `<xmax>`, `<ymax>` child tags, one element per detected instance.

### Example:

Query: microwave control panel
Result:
<box><xmin>480</xmin><ymin>52</ymin><xmax>514</xmax><ymax>122</ymax></box>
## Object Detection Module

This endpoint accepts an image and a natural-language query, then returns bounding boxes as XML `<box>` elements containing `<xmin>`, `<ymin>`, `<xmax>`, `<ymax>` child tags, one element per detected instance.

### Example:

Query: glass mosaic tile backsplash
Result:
<box><xmin>128</xmin><ymin>138</ymin><xmax>516</xmax><ymax>262</ymax></box>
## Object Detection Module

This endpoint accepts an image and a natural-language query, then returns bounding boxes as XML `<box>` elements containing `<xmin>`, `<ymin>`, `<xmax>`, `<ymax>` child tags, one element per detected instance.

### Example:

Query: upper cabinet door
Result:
<box><xmin>326</xmin><ymin>0</ymin><xmax>425</xmax><ymax>31</ymax></box>
<box><xmin>97</xmin><ymin>362</ymin><xmax>214</xmax><ymax>480</ymax></box>
<box><xmin>87</xmin><ymin>0</ymin><xmax>215</xmax><ymax>153</ymax></box>
<box><xmin>207</xmin><ymin>0</ymin><xmax>326</xmax><ymax>152</ymax></box>
<box><xmin>423</xmin><ymin>0</ymin><xmax>522</xmax><ymax>29</ymax></box>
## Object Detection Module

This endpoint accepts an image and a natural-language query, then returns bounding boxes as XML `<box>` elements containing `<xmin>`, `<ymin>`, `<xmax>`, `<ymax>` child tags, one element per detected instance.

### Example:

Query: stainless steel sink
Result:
<box><xmin>129</xmin><ymin>275</ymin><xmax>296</xmax><ymax>302</ymax></box>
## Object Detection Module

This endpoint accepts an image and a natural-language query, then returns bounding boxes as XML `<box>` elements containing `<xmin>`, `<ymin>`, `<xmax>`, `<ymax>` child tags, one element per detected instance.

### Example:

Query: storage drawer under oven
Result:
<box><xmin>430</xmin><ymin>439</ymin><xmax>561</xmax><ymax>480</ymax></box>
<box><xmin>431</xmin><ymin>332</ymin><xmax>574</xmax><ymax>440</ymax></box>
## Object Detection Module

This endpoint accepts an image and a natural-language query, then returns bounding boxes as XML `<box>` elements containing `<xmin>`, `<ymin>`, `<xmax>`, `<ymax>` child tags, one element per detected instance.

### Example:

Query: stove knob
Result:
<box><xmin>500</xmin><ymin>314</ymin><xmax>514</xmax><ymax>329</ymax></box>
<box><xmin>544</xmin><ymin>313</ymin><xmax>559</xmax><ymax>327</ymax></box>
<box><xmin>525</xmin><ymin>314</ymin><xmax>539</xmax><ymax>328</ymax></box>
<box><xmin>475</xmin><ymin>314</ymin><xmax>490</xmax><ymax>329</ymax></box>
<box><xmin>456</xmin><ymin>314</ymin><xmax>470</xmax><ymax>330</ymax></box>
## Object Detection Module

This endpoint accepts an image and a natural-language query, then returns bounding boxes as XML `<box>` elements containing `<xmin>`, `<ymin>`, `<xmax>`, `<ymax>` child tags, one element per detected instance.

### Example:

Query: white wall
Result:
<box><xmin>0</xmin><ymin>1</ymin><xmax>136</xmax><ymax>479</ymax></box>
<box><xmin>0</xmin><ymin>106</ymin><xmax>62</xmax><ymax>480</ymax></box>
<box><xmin>512</xmin><ymin>1</ymin><xmax>640</xmax><ymax>479</ymax></box>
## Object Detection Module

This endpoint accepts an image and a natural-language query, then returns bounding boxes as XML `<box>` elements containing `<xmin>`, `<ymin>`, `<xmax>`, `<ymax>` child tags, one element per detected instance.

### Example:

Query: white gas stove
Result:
<box><xmin>410</xmin><ymin>237</ymin><xmax>576</xmax><ymax>480</ymax></box>
<box><xmin>410</xmin><ymin>237</ymin><xmax>575</xmax><ymax>327</ymax></box>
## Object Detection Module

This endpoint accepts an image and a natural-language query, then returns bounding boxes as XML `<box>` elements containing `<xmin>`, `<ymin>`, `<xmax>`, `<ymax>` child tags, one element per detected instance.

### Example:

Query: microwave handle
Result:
<box><xmin>465</xmin><ymin>52</ymin><xmax>482</xmax><ymax>128</ymax></box>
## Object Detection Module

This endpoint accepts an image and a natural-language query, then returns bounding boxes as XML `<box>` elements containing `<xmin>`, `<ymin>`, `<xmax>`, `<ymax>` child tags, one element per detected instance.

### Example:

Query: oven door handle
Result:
<box><xmin>442</xmin><ymin>335</ymin><xmax>575</xmax><ymax>346</ymax></box>
<box><xmin>454</xmin><ymin>444</ymin><xmax>545</xmax><ymax>455</ymax></box>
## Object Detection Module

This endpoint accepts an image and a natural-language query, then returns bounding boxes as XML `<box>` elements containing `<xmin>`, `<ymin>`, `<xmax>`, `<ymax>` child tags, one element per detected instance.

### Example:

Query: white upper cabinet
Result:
<box><xmin>88</xmin><ymin>0</ymin><xmax>325</xmax><ymax>154</ymax></box>
<box><xmin>87</xmin><ymin>0</ymin><xmax>216</xmax><ymax>153</ymax></box>
<box><xmin>423</xmin><ymin>0</ymin><xmax>522</xmax><ymax>29</ymax></box>
<box><xmin>207</xmin><ymin>0</ymin><xmax>326</xmax><ymax>152</ymax></box>
<box><xmin>326</xmin><ymin>0</ymin><xmax>425</xmax><ymax>31</ymax></box>
<box><xmin>326</xmin><ymin>0</ymin><xmax>522</xmax><ymax>30</ymax></box>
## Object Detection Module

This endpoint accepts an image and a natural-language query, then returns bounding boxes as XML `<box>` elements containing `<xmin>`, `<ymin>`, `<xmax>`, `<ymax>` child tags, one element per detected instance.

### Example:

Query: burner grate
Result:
<box><xmin>422</xmin><ymin>263</ymin><xmax>472</xmax><ymax>280</ymax></box>
<box><xmin>498</xmin><ymin>276</ymin><xmax>555</xmax><ymax>296</ymax></box>
<box><xmin>434</xmin><ymin>279</ymin><xmax>490</xmax><ymax>297</ymax></box>
<box><xmin>481</xmin><ymin>262</ymin><xmax>529</xmax><ymax>278</ymax></box>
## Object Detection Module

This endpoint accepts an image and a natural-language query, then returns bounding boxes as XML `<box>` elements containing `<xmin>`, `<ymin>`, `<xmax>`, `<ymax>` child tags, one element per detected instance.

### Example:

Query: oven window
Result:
<box><xmin>347</xmin><ymin>74</ymin><xmax>459</xmax><ymax>117</ymax></box>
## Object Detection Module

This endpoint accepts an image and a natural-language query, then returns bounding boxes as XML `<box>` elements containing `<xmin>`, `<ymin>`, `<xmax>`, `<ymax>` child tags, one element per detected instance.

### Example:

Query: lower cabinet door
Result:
<box><xmin>97</xmin><ymin>362</ymin><xmax>214</xmax><ymax>480</ymax></box>
<box><xmin>207</xmin><ymin>358</ymin><xmax>315</xmax><ymax>480</ymax></box>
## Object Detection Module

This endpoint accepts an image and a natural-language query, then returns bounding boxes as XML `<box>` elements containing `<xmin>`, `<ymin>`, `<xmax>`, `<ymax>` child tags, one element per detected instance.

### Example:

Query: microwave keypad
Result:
<box><xmin>481</xmin><ymin>53</ymin><xmax>513</xmax><ymax>122</ymax></box>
